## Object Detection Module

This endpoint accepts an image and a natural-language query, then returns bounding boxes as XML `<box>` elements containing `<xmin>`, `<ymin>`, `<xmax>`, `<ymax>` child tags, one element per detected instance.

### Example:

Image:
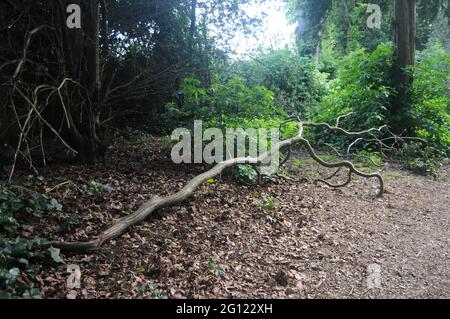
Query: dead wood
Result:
<box><xmin>50</xmin><ymin>119</ymin><xmax>396</xmax><ymax>252</ymax></box>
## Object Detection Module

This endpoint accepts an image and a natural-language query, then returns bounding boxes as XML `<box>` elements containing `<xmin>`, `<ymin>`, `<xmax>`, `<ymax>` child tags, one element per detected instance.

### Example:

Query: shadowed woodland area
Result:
<box><xmin>0</xmin><ymin>0</ymin><xmax>449</xmax><ymax>299</ymax></box>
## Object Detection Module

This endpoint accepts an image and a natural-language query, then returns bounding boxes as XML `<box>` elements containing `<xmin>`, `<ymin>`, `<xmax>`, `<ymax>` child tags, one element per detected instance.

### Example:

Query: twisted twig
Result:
<box><xmin>316</xmin><ymin>170</ymin><xmax>353</xmax><ymax>188</ymax></box>
<box><xmin>50</xmin><ymin>119</ymin><xmax>390</xmax><ymax>252</ymax></box>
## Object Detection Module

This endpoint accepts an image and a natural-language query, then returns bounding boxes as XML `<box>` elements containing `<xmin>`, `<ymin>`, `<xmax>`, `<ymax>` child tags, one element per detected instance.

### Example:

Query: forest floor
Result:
<box><xmin>6</xmin><ymin>137</ymin><xmax>449</xmax><ymax>299</ymax></box>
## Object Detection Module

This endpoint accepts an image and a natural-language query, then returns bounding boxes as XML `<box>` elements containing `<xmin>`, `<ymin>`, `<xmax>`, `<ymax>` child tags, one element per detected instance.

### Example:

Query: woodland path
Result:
<box><xmin>28</xmin><ymin>140</ymin><xmax>449</xmax><ymax>299</ymax></box>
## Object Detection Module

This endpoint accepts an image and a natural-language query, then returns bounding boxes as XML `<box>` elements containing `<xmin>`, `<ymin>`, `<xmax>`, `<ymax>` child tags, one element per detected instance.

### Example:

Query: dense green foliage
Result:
<box><xmin>0</xmin><ymin>178</ymin><xmax>64</xmax><ymax>298</ymax></box>
<box><xmin>289</xmin><ymin>0</ymin><xmax>449</xmax><ymax>56</ymax></box>
<box><xmin>312</xmin><ymin>44</ymin><xmax>393</xmax><ymax>131</ymax></box>
<box><xmin>286</xmin><ymin>0</ymin><xmax>449</xmax><ymax>173</ymax></box>
<box><xmin>412</xmin><ymin>43</ymin><xmax>450</xmax><ymax>154</ymax></box>
<box><xmin>163</xmin><ymin>76</ymin><xmax>284</xmax><ymax>132</ymax></box>
<box><xmin>162</xmin><ymin>37</ymin><xmax>449</xmax><ymax>176</ymax></box>
<box><xmin>232</xmin><ymin>49</ymin><xmax>327</xmax><ymax>114</ymax></box>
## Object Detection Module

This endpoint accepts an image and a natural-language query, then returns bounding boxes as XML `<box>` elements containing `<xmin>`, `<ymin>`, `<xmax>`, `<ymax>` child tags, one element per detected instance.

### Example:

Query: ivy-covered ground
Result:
<box><xmin>1</xmin><ymin>137</ymin><xmax>449</xmax><ymax>299</ymax></box>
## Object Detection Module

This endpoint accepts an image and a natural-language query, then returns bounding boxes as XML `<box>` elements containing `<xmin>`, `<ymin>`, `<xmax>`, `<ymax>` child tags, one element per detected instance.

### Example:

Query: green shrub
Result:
<box><xmin>231</xmin><ymin>165</ymin><xmax>258</xmax><ymax>184</ymax></box>
<box><xmin>163</xmin><ymin>76</ymin><xmax>292</xmax><ymax>182</ymax></box>
<box><xmin>162</xmin><ymin>76</ymin><xmax>285</xmax><ymax>132</ymax></box>
<box><xmin>397</xmin><ymin>141</ymin><xmax>443</xmax><ymax>177</ymax></box>
<box><xmin>0</xmin><ymin>185</ymin><xmax>64</xmax><ymax>299</ymax></box>
<box><xmin>412</xmin><ymin>42</ymin><xmax>450</xmax><ymax>156</ymax></box>
<box><xmin>0</xmin><ymin>236</ymin><xmax>57</xmax><ymax>299</ymax></box>
<box><xmin>84</xmin><ymin>180</ymin><xmax>113</xmax><ymax>200</ymax></box>
<box><xmin>0</xmin><ymin>187</ymin><xmax>62</xmax><ymax>234</ymax></box>
<box><xmin>311</xmin><ymin>43</ymin><xmax>393</xmax><ymax>137</ymax></box>
<box><xmin>258</xmin><ymin>195</ymin><xmax>279</xmax><ymax>210</ymax></box>
<box><xmin>306</xmin><ymin>41</ymin><xmax>449</xmax><ymax>175</ymax></box>
<box><xmin>232</xmin><ymin>49</ymin><xmax>327</xmax><ymax>114</ymax></box>
<box><xmin>389</xmin><ymin>42</ymin><xmax>450</xmax><ymax>176</ymax></box>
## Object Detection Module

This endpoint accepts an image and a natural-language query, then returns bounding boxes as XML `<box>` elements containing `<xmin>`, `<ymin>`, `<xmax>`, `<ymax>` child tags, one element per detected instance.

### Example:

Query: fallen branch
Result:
<box><xmin>50</xmin><ymin>120</ymin><xmax>386</xmax><ymax>252</ymax></box>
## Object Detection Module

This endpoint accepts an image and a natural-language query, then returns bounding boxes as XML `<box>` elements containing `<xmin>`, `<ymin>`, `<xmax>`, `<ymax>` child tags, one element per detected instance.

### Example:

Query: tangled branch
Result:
<box><xmin>49</xmin><ymin>117</ymin><xmax>412</xmax><ymax>253</ymax></box>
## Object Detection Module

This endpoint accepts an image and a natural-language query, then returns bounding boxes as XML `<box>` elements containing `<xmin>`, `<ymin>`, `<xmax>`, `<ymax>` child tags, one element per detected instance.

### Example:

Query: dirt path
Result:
<box><xmin>289</xmin><ymin>165</ymin><xmax>450</xmax><ymax>298</ymax></box>
<box><xmin>30</xmin><ymin>142</ymin><xmax>449</xmax><ymax>299</ymax></box>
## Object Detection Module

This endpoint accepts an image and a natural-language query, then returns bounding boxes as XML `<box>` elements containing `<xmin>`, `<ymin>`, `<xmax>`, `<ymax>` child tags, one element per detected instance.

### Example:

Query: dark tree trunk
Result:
<box><xmin>391</xmin><ymin>0</ymin><xmax>416</xmax><ymax>134</ymax></box>
<box><xmin>59</xmin><ymin>0</ymin><xmax>105</xmax><ymax>164</ymax></box>
<box><xmin>100</xmin><ymin>0</ymin><xmax>109</xmax><ymax>59</ymax></box>
<box><xmin>394</xmin><ymin>0</ymin><xmax>416</xmax><ymax>84</ymax></box>
<box><xmin>82</xmin><ymin>0</ymin><xmax>102</xmax><ymax>164</ymax></box>
<box><xmin>187</xmin><ymin>0</ymin><xmax>197</xmax><ymax>58</ymax></box>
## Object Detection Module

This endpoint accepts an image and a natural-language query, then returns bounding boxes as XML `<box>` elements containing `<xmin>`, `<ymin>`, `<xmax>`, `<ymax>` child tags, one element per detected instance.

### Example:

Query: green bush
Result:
<box><xmin>0</xmin><ymin>235</ymin><xmax>62</xmax><ymax>299</ymax></box>
<box><xmin>0</xmin><ymin>187</ymin><xmax>62</xmax><ymax>234</ymax></box>
<box><xmin>258</xmin><ymin>195</ymin><xmax>279</xmax><ymax>210</ymax></box>
<box><xmin>235</xmin><ymin>49</ymin><xmax>327</xmax><ymax>114</ymax></box>
<box><xmin>233</xmin><ymin>49</ymin><xmax>327</xmax><ymax>114</ymax></box>
<box><xmin>306</xmin><ymin>41</ymin><xmax>449</xmax><ymax>175</ymax></box>
<box><xmin>389</xmin><ymin>42</ymin><xmax>450</xmax><ymax>176</ymax></box>
<box><xmin>412</xmin><ymin>42</ymin><xmax>450</xmax><ymax>156</ymax></box>
<box><xmin>162</xmin><ymin>77</ymin><xmax>212</xmax><ymax>132</ymax></box>
<box><xmin>397</xmin><ymin>142</ymin><xmax>443</xmax><ymax>177</ymax></box>
<box><xmin>84</xmin><ymin>179</ymin><xmax>113</xmax><ymax>200</ymax></box>
<box><xmin>311</xmin><ymin>44</ymin><xmax>393</xmax><ymax>133</ymax></box>
<box><xmin>163</xmin><ymin>76</ymin><xmax>290</xmax><ymax>183</ymax></box>
<box><xmin>162</xmin><ymin>76</ymin><xmax>285</xmax><ymax>132</ymax></box>
<box><xmin>231</xmin><ymin>165</ymin><xmax>258</xmax><ymax>184</ymax></box>
<box><xmin>0</xmin><ymin>185</ymin><xmax>64</xmax><ymax>299</ymax></box>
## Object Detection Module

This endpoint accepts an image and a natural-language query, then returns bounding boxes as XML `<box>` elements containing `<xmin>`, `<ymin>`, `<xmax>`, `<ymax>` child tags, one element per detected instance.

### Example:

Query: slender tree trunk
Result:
<box><xmin>391</xmin><ymin>0</ymin><xmax>416</xmax><ymax>134</ymax></box>
<box><xmin>394</xmin><ymin>0</ymin><xmax>416</xmax><ymax>79</ymax></box>
<box><xmin>100</xmin><ymin>0</ymin><xmax>109</xmax><ymax>58</ymax></box>
<box><xmin>81</xmin><ymin>0</ymin><xmax>103</xmax><ymax>164</ymax></box>
<box><xmin>187</xmin><ymin>0</ymin><xmax>197</xmax><ymax>58</ymax></box>
<box><xmin>59</xmin><ymin>0</ymin><xmax>105</xmax><ymax>164</ymax></box>
<box><xmin>200</xmin><ymin>20</ymin><xmax>211</xmax><ymax>86</ymax></box>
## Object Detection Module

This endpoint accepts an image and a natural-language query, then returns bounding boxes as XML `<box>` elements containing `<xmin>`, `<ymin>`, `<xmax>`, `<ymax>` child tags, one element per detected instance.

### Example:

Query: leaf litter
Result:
<box><xmin>3</xmin><ymin>138</ymin><xmax>449</xmax><ymax>299</ymax></box>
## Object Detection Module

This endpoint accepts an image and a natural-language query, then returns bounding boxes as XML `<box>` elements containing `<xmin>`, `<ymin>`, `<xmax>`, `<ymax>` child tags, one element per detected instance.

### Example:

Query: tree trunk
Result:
<box><xmin>82</xmin><ymin>0</ymin><xmax>102</xmax><ymax>163</ymax></box>
<box><xmin>200</xmin><ymin>20</ymin><xmax>211</xmax><ymax>86</ymax></box>
<box><xmin>391</xmin><ymin>0</ymin><xmax>416</xmax><ymax>134</ymax></box>
<box><xmin>100</xmin><ymin>0</ymin><xmax>109</xmax><ymax>59</ymax></box>
<box><xmin>59</xmin><ymin>0</ymin><xmax>105</xmax><ymax>164</ymax></box>
<box><xmin>394</xmin><ymin>0</ymin><xmax>416</xmax><ymax>84</ymax></box>
<box><xmin>187</xmin><ymin>0</ymin><xmax>197</xmax><ymax>58</ymax></box>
